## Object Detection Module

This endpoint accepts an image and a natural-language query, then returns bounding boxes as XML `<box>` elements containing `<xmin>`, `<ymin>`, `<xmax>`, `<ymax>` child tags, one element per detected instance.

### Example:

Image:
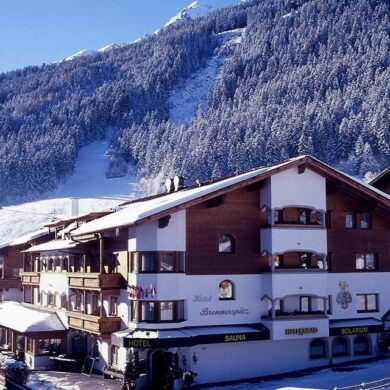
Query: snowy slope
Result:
<box><xmin>169</xmin><ymin>28</ymin><xmax>244</xmax><ymax>123</ymax></box>
<box><xmin>0</xmin><ymin>138</ymin><xmax>142</xmax><ymax>247</ymax></box>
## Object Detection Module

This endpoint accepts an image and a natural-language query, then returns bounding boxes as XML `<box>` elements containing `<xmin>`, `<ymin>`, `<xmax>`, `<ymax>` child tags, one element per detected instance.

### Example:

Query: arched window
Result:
<box><xmin>354</xmin><ymin>335</ymin><xmax>370</xmax><ymax>355</ymax></box>
<box><xmin>309</xmin><ymin>339</ymin><xmax>327</xmax><ymax>359</ymax></box>
<box><xmin>48</xmin><ymin>258</ymin><xmax>54</xmax><ymax>271</ymax></box>
<box><xmin>47</xmin><ymin>292</ymin><xmax>54</xmax><ymax>306</ymax></box>
<box><xmin>218</xmin><ymin>234</ymin><xmax>235</xmax><ymax>253</ymax></box>
<box><xmin>219</xmin><ymin>280</ymin><xmax>234</xmax><ymax>300</ymax></box>
<box><xmin>62</xmin><ymin>257</ymin><xmax>69</xmax><ymax>272</ymax></box>
<box><xmin>332</xmin><ymin>337</ymin><xmax>349</xmax><ymax>357</ymax></box>
<box><xmin>61</xmin><ymin>294</ymin><xmax>68</xmax><ymax>309</ymax></box>
<box><xmin>111</xmin><ymin>345</ymin><xmax>119</xmax><ymax>366</ymax></box>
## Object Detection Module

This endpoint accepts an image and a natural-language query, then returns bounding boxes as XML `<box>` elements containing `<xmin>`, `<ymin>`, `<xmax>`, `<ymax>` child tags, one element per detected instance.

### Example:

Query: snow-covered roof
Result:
<box><xmin>23</xmin><ymin>239</ymin><xmax>86</xmax><ymax>253</ymax></box>
<box><xmin>8</xmin><ymin>228</ymin><xmax>48</xmax><ymax>247</ymax></box>
<box><xmin>0</xmin><ymin>302</ymin><xmax>66</xmax><ymax>333</ymax></box>
<box><xmin>72</xmin><ymin>155</ymin><xmax>390</xmax><ymax>237</ymax></box>
<box><xmin>72</xmin><ymin>158</ymin><xmax>301</xmax><ymax>236</ymax></box>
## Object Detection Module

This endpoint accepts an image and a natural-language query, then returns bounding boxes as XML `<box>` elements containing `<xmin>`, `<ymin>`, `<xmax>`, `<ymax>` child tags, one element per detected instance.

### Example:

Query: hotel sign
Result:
<box><xmin>123</xmin><ymin>328</ymin><xmax>270</xmax><ymax>349</ymax></box>
<box><xmin>285</xmin><ymin>327</ymin><xmax>318</xmax><ymax>335</ymax></box>
<box><xmin>330</xmin><ymin>324</ymin><xmax>383</xmax><ymax>336</ymax></box>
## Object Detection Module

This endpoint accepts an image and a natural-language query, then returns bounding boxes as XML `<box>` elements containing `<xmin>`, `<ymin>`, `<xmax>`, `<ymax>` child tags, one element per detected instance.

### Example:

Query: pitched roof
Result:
<box><xmin>71</xmin><ymin>155</ymin><xmax>390</xmax><ymax>237</ymax></box>
<box><xmin>0</xmin><ymin>301</ymin><xmax>66</xmax><ymax>333</ymax></box>
<box><xmin>369</xmin><ymin>167</ymin><xmax>390</xmax><ymax>190</ymax></box>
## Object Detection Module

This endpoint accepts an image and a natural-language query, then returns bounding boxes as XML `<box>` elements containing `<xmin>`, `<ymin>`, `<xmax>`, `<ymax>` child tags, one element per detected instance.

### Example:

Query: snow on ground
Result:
<box><xmin>169</xmin><ymin>28</ymin><xmax>244</xmax><ymax>123</ymax></box>
<box><xmin>0</xmin><ymin>138</ymin><xmax>142</xmax><ymax>247</ymax></box>
<box><xmin>200</xmin><ymin>358</ymin><xmax>390</xmax><ymax>390</ymax></box>
<box><xmin>27</xmin><ymin>371</ymin><xmax>122</xmax><ymax>390</ymax></box>
<box><xmin>52</xmin><ymin>137</ymin><xmax>141</xmax><ymax>199</ymax></box>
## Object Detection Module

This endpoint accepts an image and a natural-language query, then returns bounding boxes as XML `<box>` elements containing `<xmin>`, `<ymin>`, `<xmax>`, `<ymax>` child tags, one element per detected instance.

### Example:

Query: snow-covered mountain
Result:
<box><xmin>164</xmin><ymin>1</ymin><xmax>216</xmax><ymax>27</ymax></box>
<box><xmin>65</xmin><ymin>1</ymin><xmax>235</xmax><ymax>60</ymax></box>
<box><xmin>65</xmin><ymin>49</ymin><xmax>98</xmax><ymax>61</ymax></box>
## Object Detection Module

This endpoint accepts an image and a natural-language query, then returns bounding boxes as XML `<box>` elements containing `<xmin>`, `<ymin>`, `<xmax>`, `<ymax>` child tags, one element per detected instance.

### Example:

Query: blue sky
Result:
<box><xmin>0</xmin><ymin>0</ymin><xmax>237</xmax><ymax>74</ymax></box>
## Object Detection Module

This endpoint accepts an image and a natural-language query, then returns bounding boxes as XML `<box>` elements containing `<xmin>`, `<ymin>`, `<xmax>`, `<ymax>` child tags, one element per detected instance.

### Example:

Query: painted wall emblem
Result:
<box><xmin>336</xmin><ymin>281</ymin><xmax>352</xmax><ymax>309</ymax></box>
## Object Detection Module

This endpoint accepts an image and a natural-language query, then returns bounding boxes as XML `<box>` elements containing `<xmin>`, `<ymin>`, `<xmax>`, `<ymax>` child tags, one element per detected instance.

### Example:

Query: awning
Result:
<box><xmin>121</xmin><ymin>324</ymin><xmax>269</xmax><ymax>349</ymax></box>
<box><xmin>329</xmin><ymin>318</ymin><xmax>383</xmax><ymax>336</ymax></box>
<box><xmin>0</xmin><ymin>302</ymin><xmax>66</xmax><ymax>333</ymax></box>
<box><xmin>23</xmin><ymin>238</ymin><xmax>95</xmax><ymax>253</ymax></box>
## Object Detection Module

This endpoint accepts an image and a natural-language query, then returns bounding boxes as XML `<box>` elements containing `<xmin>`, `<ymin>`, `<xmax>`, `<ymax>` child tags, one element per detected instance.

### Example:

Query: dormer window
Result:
<box><xmin>218</xmin><ymin>234</ymin><xmax>235</xmax><ymax>253</ymax></box>
<box><xmin>219</xmin><ymin>280</ymin><xmax>234</xmax><ymax>300</ymax></box>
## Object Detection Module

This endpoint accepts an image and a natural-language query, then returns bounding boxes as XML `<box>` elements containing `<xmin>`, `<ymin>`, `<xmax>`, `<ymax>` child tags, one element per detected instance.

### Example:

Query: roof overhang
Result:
<box><xmin>119</xmin><ymin>324</ymin><xmax>269</xmax><ymax>349</ymax></box>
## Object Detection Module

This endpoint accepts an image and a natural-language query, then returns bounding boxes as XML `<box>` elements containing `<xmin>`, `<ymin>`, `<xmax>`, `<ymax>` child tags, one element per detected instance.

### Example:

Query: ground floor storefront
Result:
<box><xmin>106</xmin><ymin>320</ymin><xmax>385</xmax><ymax>389</ymax></box>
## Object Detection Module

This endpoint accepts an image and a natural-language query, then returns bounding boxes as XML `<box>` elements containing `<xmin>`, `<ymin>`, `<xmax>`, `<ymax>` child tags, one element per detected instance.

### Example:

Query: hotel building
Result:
<box><xmin>0</xmin><ymin>155</ymin><xmax>389</xmax><ymax>389</ymax></box>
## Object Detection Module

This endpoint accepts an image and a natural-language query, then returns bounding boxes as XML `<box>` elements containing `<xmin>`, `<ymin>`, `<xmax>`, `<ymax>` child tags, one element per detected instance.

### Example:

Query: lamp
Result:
<box><xmin>192</xmin><ymin>352</ymin><xmax>198</xmax><ymax>365</ymax></box>
<box><xmin>261</xmin><ymin>249</ymin><xmax>269</xmax><ymax>257</ymax></box>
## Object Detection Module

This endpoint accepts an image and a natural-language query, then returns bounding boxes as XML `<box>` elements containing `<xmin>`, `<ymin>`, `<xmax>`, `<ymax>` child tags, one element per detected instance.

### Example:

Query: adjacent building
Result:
<box><xmin>1</xmin><ymin>155</ymin><xmax>389</xmax><ymax>388</ymax></box>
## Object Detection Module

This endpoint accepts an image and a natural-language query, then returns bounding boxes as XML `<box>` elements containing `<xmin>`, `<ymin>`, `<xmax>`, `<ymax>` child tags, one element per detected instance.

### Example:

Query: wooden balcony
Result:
<box><xmin>20</xmin><ymin>272</ymin><xmax>40</xmax><ymax>285</ymax></box>
<box><xmin>67</xmin><ymin>311</ymin><xmax>121</xmax><ymax>336</ymax></box>
<box><xmin>68</xmin><ymin>273</ymin><xmax>122</xmax><ymax>294</ymax></box>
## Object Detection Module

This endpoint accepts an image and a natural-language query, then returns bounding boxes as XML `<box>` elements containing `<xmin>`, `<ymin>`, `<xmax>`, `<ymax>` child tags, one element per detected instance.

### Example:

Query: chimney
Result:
<box><xmin>173</xmin><ymin>176</ymin><xmax>184</xmax><ymax>191</ymax></box>
<box><xmin>70</xmin><ymin>197</ymin><xmax>79</xmax><ymax>217</ymax></box>
<box><xmin>165</xmin><ymin>178</ymin><xmax>174</xmax><ymax>193</ymax></box>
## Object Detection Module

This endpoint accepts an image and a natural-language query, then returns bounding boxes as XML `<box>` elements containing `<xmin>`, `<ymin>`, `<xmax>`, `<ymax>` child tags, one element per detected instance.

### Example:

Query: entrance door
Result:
<box><xmin>151</xmin><ymin>350</ymin><xmax>165</xmax><ymax>389</ymax></box>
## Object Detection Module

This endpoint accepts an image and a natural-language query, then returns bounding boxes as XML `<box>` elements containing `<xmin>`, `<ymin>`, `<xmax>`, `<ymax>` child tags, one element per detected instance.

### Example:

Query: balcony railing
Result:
<box><xmin>20</xmin><ymin>272</ymin><xmax>40</xmax><ymax>285</ymax></box>
<box><xmin>67</xmin><ymin>311</ymin><xmax>121</xmax><ymax>335</ymax></box>
<box><xmin>68</xmin><ymin>273</ymin><xmax>122</xmax><ymax>291</ymax></box>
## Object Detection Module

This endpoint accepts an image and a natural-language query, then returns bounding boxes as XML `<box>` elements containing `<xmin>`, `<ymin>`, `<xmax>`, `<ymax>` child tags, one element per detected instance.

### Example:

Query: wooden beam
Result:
<box><xmin>298</xmin><ymin>163</ymin><xmax>307</xmax><ymax>174</ymax></box>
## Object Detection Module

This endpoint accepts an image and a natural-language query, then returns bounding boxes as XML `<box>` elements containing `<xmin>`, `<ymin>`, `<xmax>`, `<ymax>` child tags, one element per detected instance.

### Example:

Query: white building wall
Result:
<box><xmin>183</xmin><ymin>339</ymin><xmax>328</xmax><ymax>385</ymax></box>
<box><xmin>40</xmin><ymin>272</ymin><xmax>68</xmax><ymax>295</ymax></box>
<box><xmin>260</xmin><ymin>227</ymin><xmax>327</xmax><ymax>253</ymax></box>
<box><xmin>327</xmin><ymin>273</ymin><xmax>390</xmax><ymax>320</ymax></box>
<box><xmin>268</xmin><ymin>167</ymin><xmax>326</xmax><ymax>210</ymax></box>
<box><xmin>262</xmin><ymin>272</ymin><xmax>328</xmax><ymax>298</ymax></box>
<box><xmin>128</xmin><ymin>210</ymin><xmax>186</xmax><ymax>251</ymax></box>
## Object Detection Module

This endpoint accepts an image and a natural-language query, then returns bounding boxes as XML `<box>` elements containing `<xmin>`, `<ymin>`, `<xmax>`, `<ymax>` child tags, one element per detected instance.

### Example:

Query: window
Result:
<box><xmin>354</xmin><ymin>336</ymin><xmax>370</xmax><ymax>355</ymax></box>
<box><xmin>47</xmin><ymin>292</ymin><xmax>54</xmax><ymax>306</ymax></box>
<box><xmin>356</xmin><ymin>254</ymin><xmax>377</xmax><ymax>270</ymax></box>
<box><xmin>132</xmin><ymin>300</ymin><xmax>185</xmax><ymax>323</ymax></box>
<box><xmin>131</xmin><ymin>252</ymin><xmax>185</xmax><ymax>273</ymax></box>
<box><xmin>300</xmin><ymin>296</ymin><xmax>312</xmax><ymax>313</ymax></box>
<box><xmin>219</xmin><ymin>280</ymin><xmax>234</xmax><ymax>300</ymax></box>
<box><xmin>61</xmin><ymin>294</ymin><xmax>68</xmax><ymax>309</ymax></box>
<box><xmin>27</xmin><ymin>337</ymin><xmax>34</xmax><ymax>353</ymax></box>
<box><xmin>345</xmin><ymin>212</ymin><xmax>356</xmax><ymax>229</ymax></box>
<box><xmin>327</xmin><ymin>295</ymin><xmax>332</xmax><ymax>314</ymax></box>
<box><xmin>48</xmin><ymin>258</ymin><xmax>54</xmax><ymax>271</ymax></box>
<box><xmin>360</xmin><ymin>213</ymin><xmax>371</xmax><ymax>229</ymax></box>
<box><xmin>357</xmin><ymin>293</ymin><xmax>378</xmax><ymax>312</ymax></box>
<box><xmin>111</xmin><ymin>345</ymin><xmax>119</xmax><ymax>366</ymax></box>
<box><xmin>218</xmin><ymin>234</ymin><xmax>235</xmax><ymax>253</ymax></box>
<box><xmin>38</xmin><ymin>339</ymin><xmax>62</xmax><ymax>356</ymax></box>
<box><xmin>159</xmin><ymin>252</ymin><xmax>175</xmax><ymax>272</ymax></box>
<box><xmin>62</xmin><ymin>257</ymin><xmax>69</xmax><ymax>272</ymax></box>
<box><xmin>12</xmin><ymin>268</ymin><xmax>20</xmax><ymax>278</ymax></box>
<box><xmin>110</xmin><ymin>296</ymin><xmax>118</xmax><ymax>316</ymax></box>
<box><xmin>310</xmin><ymin>339</ymin><xmax>327</xmax><ymax>359</ymax></box>
<box><xmin>332</xmin><ymin>337</ymin><xmax>349</xmax><ymax>357</ymax></box>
